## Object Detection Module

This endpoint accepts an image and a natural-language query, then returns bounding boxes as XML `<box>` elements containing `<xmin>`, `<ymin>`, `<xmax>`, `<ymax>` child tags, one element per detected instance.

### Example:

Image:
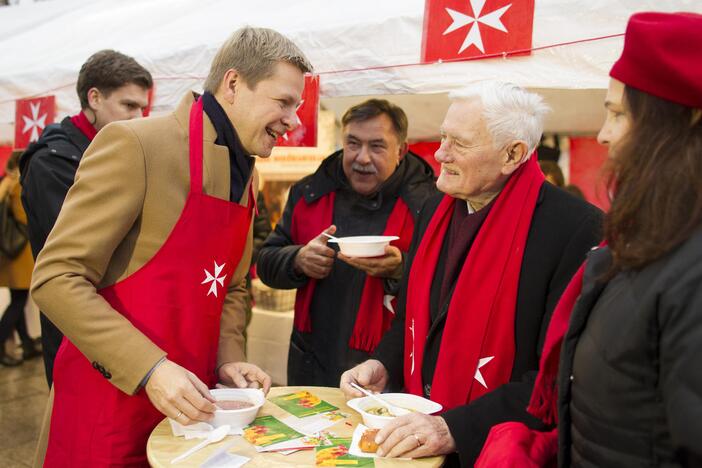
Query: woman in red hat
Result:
<box><xmin>476</xmin><ymin>11</ymin><xmax>702</xmax><ymax>467</ymax></box>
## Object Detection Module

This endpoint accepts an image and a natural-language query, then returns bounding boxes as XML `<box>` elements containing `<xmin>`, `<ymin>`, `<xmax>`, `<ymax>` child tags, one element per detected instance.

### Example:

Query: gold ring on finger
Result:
<box><xmin>413</xmin><ymin>433</ymin><xmax>422</xmax><ymax>448</ymax></box>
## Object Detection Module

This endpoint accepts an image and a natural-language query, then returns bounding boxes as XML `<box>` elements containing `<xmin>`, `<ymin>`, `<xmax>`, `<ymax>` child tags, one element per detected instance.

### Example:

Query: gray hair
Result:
<box><xmin>204</xmin><ymin>26</ymin><xmax>313</xmax><ymax>93</ymax></box>
<box><xmin>449</xmin><ymin>82</ymin><xmax>550</xmax><ymax>153</ymax></box>
<box><xmin>342</xmin><ymin>99</ymin><xmax>409</xmax><ymax>143</ymax></box>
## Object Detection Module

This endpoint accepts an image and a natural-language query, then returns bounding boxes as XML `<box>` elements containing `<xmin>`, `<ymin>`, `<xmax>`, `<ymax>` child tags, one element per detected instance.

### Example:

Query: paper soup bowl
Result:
<box><xmin>328</xmin><ymin>235</ymin><xmax>399</xmax><ymax>258</ymax></box>
<box><xmin>209</xmin><ymin>388</ymin><xmax>265</xmax><ymax>429</ymax></box>
<box><xmin>346</xmin><ymin>393</ymin><xmax>442</xmax><ymax>429</ymax></box>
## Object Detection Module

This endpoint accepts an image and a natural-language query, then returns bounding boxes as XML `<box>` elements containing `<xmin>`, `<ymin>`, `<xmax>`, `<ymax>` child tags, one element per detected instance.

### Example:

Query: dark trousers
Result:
<box><xmin>287</xmin><ymin>332</ymin><xmax>340</xmax><ymax>387</ymax></box>
<box><xmin>0</xmin><ymin>289</ymin><xmax>29</xmax><ymax>344</ymax></box>
<box><xmin>286</xmin><ymin>330</ymin><xmax>373</xmax><ymax>388</ymax></box>
<box><xmin>40</xmin><ymin>312</ymin><xmax>63</xmax><ymax>387</ymax></box>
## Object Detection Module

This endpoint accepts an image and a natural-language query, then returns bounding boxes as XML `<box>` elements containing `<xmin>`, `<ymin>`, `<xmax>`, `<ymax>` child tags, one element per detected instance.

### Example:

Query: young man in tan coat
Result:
<box><xmin>30</xmin><ymin>27</ymin><xmax>311</xmax><ymax>466</ymax></box>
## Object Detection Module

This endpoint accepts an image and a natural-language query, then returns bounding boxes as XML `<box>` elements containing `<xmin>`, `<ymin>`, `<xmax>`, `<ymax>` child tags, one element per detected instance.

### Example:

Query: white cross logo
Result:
<box><xmin>409</xmin><ymin>318</ymin><xmax>416</xmax><ymax>375</ymax></box>
<box><xmin>22</xmin><ymin>101</ymin><xmax>48</xmax><ymax>143</ymax></box>
<box><xmin>201</xmin><ymin>261</ymin><xmax>227</xmax><ymax>297</ymax></box>
<box><xmin>474</xmin><ymin>356</ymin><xmax>495</xmax><ymax>388</ymax></box>
<box><xmin>444</xmin><ymin>0</ymin><xmax>512</xmax><ymax>54</ymax></box>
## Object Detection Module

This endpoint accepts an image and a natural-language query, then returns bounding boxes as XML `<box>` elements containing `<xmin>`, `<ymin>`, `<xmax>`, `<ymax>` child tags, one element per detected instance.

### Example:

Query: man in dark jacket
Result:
<box><xmin>244</xmin><ymin>190</ymin><xmax>272</xmax><ymax>339</ymax></box>
<box><xmin>257</xmin><ymin>99</ymin><xmax>436</xmax><ymax>386</ymax></box>
<box><xmin>19</xmin><ymin>50</ymin><xmax>152</xmax><ymax>386</ymax></box>
<box><xmin>340</xmin><ymin>82</ymin><xmax>602</xmax><ymax>467</ymax></box>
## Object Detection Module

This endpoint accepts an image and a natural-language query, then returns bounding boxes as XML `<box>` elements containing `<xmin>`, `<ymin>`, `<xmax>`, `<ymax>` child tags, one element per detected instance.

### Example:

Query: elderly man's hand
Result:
<box><xmin>338</xmin><ymin>245</ymin><xmax>403</xmax><ymax>279</ymax></box>
<box><xmin>340</xmin><ymin>359</ymin><xmax>389</xmax><ymax>398</ymax></box>
<box><xmin>218</xmin><ymin>362</ymin><xmax>272</xmax><ymax>395</ymax></box>
<box><xmin>294</xmin><ymin>225</ymin><xmax>337</xmax><ymax>279</ymax></box>
<box><xmin>375</xmin><ymin>413</ymin><xmax>456</xmax><ymax>459</ymax></box>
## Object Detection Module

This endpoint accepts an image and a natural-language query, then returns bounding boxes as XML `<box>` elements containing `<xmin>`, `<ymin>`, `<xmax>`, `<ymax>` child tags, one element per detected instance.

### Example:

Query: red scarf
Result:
<box><xmin>404</xmin><ymin>157</ymin><xmax>544</xmax><ymax>410</ymax></box>
<box><xmin>70</xmin><ymin>111</ymin><xmax>98</xmax><ymax>141</ymax></box>
<box><xmin>475</xmin><ymin>244</ymin><xmax>606</xmax><ymax>467</ymax></box>
<box><xmin>290</xmin><ymin>191</ymin><xmax>415</xmax><ymax>353</ymax></box>
<box><xmin>527</xmin><ymin>261</ymin><xmax>589</xmax><ymax>424</ymax></box>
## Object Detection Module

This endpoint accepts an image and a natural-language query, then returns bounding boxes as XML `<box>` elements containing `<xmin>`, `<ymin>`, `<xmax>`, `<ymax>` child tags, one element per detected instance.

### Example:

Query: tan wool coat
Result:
<box><xmin>31</xmin><ymin>92</ymin><xmax>257</xmax><ymax>465</ymax></box>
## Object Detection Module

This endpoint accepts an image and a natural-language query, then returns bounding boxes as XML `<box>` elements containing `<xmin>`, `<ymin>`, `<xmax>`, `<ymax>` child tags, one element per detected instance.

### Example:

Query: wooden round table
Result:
<box><xmin>147</xmin><ymin>386</ymin><xmax>445</xmax><ymax>467</ymax></box>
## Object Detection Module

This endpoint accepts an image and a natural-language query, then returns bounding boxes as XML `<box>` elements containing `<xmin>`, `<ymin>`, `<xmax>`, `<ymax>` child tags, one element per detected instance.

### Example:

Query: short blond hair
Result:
<box><xmin>204</xmin><ymin>26</ymin><xmax>312</xmax><ymax>93</ymax></box>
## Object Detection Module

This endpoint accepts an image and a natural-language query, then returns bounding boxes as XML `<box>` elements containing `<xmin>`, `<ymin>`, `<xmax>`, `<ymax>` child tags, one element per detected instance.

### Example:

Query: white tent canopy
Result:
<box><xmin>0</xmin><ymin>0</ymin><xmax>699</xmax><ymax>142</ymax></box>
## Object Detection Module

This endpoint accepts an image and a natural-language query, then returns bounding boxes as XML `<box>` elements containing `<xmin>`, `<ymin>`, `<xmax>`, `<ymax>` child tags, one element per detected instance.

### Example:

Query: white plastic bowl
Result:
<box><xmin>346</xmin><ymin>393</ymin><xmax>443</xmax><ymax>429</ymax></box>
<box><xmin>327</xmin><ymin>235</ymin><xmax>399</xmax><ymax>258</ymax></box>
<box><xmin>209</xmin><ymin>388</ymin><xmax>265</xmax><ymax>429</ymax></box>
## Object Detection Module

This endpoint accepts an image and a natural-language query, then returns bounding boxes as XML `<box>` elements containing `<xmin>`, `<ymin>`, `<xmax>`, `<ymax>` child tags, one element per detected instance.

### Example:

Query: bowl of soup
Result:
<box><xmin>327</xmin><ymin>235</ymin><xmax>399</xmax><ymax>258</ymax></box>
<box><xmin>346</xmin><ymin>393</ymin><xmax>442</xmax><ymax>429</ymax></box>
<box><xmin>210</xmin><ymin>388</ymin><xmax>265</xmax><ymax>429</ymax></box>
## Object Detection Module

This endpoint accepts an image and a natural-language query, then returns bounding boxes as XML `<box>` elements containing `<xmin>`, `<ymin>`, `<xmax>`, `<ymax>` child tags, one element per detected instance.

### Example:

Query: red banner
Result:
<box><xmin>421</xmin><ymin>0</ymin><xmax>535</xmax><ymax>62</ymax></box>
<box><xmin>14</xmin><ymin>96</ymin><xmax>55</xmax><ymax>149</ymax></box>
<box><xmin>276</xmin><ymin>74</ymin><xmax>319</xmax><ymax>148</ymax></box>
<box><xmin>569</xmin><ymin>137</ymin><xmax>610</xmax><ymax>211</ymax></box>
<box><xmin>0</xmin><ymin>145</ymin><xmax>12</xmax><ymax>177</ymax></box>
<box><xmin>408</xmin><ymin>141</ymin><xmax>441</xmax><ymax>176</ymax></box>
<box><xmin>143</xmin><ymin>84</ymin><xmax>155</xmax><ymax>117</ymax></box>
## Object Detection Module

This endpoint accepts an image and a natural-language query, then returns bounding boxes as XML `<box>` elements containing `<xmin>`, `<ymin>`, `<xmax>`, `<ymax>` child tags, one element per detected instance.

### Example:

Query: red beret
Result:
<box><xmin>610</xmin><ymin>12</ymin><xmax>702</xmax><ymax>109</ymax></box>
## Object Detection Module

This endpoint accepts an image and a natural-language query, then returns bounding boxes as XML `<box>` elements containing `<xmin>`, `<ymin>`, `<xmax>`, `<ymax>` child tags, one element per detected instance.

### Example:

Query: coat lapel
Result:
<box><xmin>172</xmin><ymin>93</ymin><xmax>231</xmax><ymax>201</ymax></box>
<box><xmin>202</xmin><ymin>112</ymin><xmax>230</xmax><ymax>201</ymax></box>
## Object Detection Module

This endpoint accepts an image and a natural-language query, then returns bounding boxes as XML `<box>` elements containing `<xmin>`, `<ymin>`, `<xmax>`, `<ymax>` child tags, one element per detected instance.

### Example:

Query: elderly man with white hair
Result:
<box><xmin>340</xmin><ymin>82</ymin><xmax>603</xmax><ymax>467</ymax></box>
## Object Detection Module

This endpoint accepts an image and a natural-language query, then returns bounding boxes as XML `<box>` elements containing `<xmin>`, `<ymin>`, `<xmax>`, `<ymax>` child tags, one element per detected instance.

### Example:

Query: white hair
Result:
<box><xmin>449</xmin><ymin>81</ymin><xmax>550</xmax><ymax>153</ymax></box>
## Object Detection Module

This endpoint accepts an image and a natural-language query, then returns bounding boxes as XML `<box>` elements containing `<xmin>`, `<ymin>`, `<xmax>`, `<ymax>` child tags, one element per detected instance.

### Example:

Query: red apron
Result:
<box><xmin>44</xmin><ymin>98</ymin><xmax>255</xmax><ymax>467</ymax></box>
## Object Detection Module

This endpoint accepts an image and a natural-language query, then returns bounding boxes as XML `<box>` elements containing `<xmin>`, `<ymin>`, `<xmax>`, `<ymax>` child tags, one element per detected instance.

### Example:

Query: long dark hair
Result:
<box><xmin>604</xmin><ymin>86</ymin><xmax>702</xmax><ymax>273</ymax></box>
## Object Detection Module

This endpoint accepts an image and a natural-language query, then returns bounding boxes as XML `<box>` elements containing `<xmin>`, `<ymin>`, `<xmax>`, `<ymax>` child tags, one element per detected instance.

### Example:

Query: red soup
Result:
<box><xmin>217</xmin><ymin>400</ymin><xmax>254</xmax><ymax>410</ymax></box>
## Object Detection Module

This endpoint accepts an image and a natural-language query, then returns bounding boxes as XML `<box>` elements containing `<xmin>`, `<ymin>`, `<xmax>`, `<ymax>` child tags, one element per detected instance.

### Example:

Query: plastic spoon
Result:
<box><xmin>350</xmin><ymin>382</ymin><xmax>410</xmax><ymax>416</ymax></box>
<box><xmin>321</xmin><ymin>232</ymin><xmax>341</xmax><ymax>242</ymax></box>
<box><xmin>171</xmin><ymin>424</ymin><xmax>231</xmax><ymax>464</ymax></box>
